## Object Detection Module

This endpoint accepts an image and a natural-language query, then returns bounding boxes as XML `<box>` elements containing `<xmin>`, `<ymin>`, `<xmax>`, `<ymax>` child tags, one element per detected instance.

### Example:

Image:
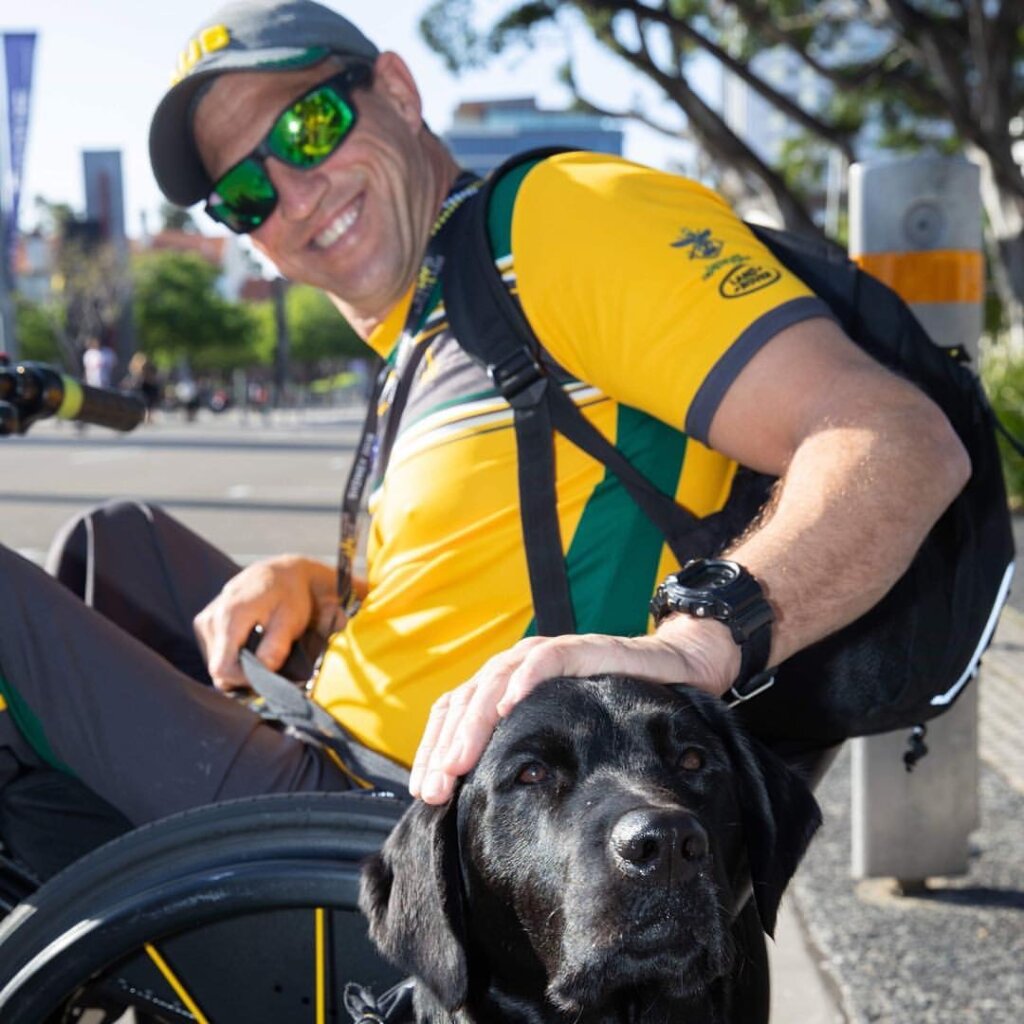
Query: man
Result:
<box><xmin>0</xmin><ymin>0</ymin><xmax>967</xmax><ymax>844</ymax></box>
<box><xmin>82</xmin><ymin>336</ymin><xmax>117</xmax><ymax>390</ymax></box>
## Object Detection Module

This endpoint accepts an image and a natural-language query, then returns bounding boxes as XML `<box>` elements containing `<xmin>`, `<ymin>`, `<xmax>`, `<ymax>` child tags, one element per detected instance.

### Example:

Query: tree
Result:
<box><xmin>132</xmin><ymin>250</ymin><xmax>259</xmax><ymax>372</ymax></box>
<box><xmin>32</xmin><ymin>197</ymin><xmax>133</xmax><ymax>367</ymax></box>
<box><xmin>285</xmin><ymin>284</ymin><xmax>365</xmax><ymax>364</ymax></box>
<box><xmin>13</xmin><ymin>294</ymin><xmax>62</xmax><ymax>364</ymax></box>
<box><xmin>159</xmin><ymin>202</ymin><xmax>200</xmax><ymax>233</ymax></box>
<box><xmin>56</xmin><ymin>228</ymin><xmax>133</xmax><ymax>354</ymax></box>
<box><xmin>421</xmin><ymin>0</ymin><xmax>1024</xmax><ymax>347</ymax></box>
<box><xmin>246</xmin><ymin>282</ymin><xmax>366</xmax><ymax>382</ymax></box>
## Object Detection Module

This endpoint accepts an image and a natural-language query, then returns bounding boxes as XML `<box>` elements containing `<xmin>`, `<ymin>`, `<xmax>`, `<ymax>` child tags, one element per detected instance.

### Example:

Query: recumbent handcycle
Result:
<box><xmin>0</xmin><ymin>360</ymin><xmax>410</xmax><ymax>1024</ymax></box>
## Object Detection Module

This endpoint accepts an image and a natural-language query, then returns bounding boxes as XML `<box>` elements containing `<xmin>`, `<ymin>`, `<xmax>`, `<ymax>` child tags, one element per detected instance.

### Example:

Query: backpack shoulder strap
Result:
<box><xmin>441</xmin><ymin>149</ymin><xmax>576</xmax><ymax>634</ymax></box>
<box><xmin>439</xmin><ymin>149</ymin><xmax>715</xmax><ymax>634</ymax></box>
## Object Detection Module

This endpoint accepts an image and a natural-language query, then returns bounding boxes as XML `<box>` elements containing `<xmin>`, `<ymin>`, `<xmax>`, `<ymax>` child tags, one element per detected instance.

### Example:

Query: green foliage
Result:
<box><xmin>13</xmin><ymin>295</ymin><xmax>64</xmax><ymax>364</ymax></box>
<box><xmin>981</xmin><ymin>345</ymin><xmax>1024</xmax><ymax>510</ymax></box>
<box><xmin>419</xmin><ymin>0</ymin><xmax>485</xmax><ymax>71</ymax></box>
<box><xmin>246</xmin><ymin>300</ymin><xmax>277</xmax><ymax>366</ymax></box>
<box><xmin>776</xmin><ymin>134</ymin><xmax>829</xmax><ymax>202</ymax></box>
<box><xmin>131</xmin><ymin>250</ymin><xmax>259</xmax><ymax>372</ymax></box>
<box><xmin>491</xmin><ymin>1</ymin><xmax>560</xmax><ymax>52</ymax></box>
<box><xmin>286</xmin><ymin>285</ymin><xmax>364</xmax><ymax>363</ymax></box>
<box><xmin>246</xmin><ymin>284</ymin><xmax>364</xmax><ymax>368</ymax></box>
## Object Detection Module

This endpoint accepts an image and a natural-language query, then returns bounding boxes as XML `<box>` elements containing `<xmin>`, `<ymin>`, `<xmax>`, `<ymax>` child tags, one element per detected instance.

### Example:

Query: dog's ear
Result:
<box><xmin>715</xmin><ymin>721</ymin><xmax>823</xmax><ymax>937</ymax></box>
<box><xmin>359</xmin><ymin>798</ymin><xmax>468</xmax><ymax>1011</ymax></box>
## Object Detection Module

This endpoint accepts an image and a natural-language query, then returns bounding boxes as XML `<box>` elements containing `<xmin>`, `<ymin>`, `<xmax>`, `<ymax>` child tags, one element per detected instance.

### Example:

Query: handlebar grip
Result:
<box><xmin>61</xmin><ymin>379</ymin><xmax>146</xmax><ymax>432</ymax></box>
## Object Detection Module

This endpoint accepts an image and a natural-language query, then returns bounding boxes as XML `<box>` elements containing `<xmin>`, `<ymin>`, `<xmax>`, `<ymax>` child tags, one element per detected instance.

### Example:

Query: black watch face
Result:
<box><xmin>680</xmin><ymin>560</ymin><xmax>740</xmax><ymax>591</ymax></box>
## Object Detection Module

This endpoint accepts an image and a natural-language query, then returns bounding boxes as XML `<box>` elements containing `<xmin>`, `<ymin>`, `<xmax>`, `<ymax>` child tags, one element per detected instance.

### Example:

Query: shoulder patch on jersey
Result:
<box><xmin>719</xmin><ymin>262</ymin><xmax>782</xmax><ymax>298</ymax></box>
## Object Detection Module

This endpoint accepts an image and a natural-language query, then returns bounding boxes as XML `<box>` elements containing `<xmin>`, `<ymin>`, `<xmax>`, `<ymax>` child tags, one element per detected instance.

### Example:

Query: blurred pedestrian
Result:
<box><xmin>82</xmin><ymin>336</ymin><xmax>116</xmax><ymax>390</ymax></box>
<box><xmin>126</xmin><ymin>352</ymin><xmax>162</xmax><ymax>423</ymax></box>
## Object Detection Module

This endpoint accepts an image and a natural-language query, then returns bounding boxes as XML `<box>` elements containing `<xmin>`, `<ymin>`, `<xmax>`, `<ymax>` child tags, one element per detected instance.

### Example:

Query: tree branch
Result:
<box><xmin>594</xmin><ymin>7</ymin><xmax>824</xmax><ymax>236</ymax></box>
<box><xmin>727</xmin><ymin>0</ymin><xmax>948</xmax><ymax>118</ymax></box>
<box><xmin>586</xmin><ymin>0</ymin><xmax>858</xmax><ymax>160</ymax></box>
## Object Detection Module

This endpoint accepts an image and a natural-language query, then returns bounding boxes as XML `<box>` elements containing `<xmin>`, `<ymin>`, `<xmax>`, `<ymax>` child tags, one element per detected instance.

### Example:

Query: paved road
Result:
<box><xmin>3</xmin><ymin>408</ymin><xmax>363</xmax><ymax>565</ymax></box>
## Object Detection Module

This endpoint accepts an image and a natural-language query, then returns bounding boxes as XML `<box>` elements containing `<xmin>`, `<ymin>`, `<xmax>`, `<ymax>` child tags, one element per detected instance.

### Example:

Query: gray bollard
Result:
<box><xmin>848</xmin><ymin>154</ymin><xmax>984</xmax><ymax>887</ymax></box>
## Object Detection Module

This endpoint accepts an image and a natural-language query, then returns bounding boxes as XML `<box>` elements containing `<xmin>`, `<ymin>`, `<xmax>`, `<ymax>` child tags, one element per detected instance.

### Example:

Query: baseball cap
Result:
<box><xmin>150</xmin><ymin>0</ymin><xmax>379</xmax><ymax>206</ymax></box>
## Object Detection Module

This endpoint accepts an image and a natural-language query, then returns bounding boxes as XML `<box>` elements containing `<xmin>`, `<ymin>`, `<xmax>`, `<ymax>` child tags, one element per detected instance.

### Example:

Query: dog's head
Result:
<box><xmin>360</xmin><ymin>677</ymin><xmax>821</xmax><ymax>1020</ymax></box>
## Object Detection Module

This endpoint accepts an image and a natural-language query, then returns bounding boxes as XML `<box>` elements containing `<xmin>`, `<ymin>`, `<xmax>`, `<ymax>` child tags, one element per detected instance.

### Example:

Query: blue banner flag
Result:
<box><xmin>3</xmin><ymin>33</ymin><xmax>37</xmax><ymax>276</ymax></box>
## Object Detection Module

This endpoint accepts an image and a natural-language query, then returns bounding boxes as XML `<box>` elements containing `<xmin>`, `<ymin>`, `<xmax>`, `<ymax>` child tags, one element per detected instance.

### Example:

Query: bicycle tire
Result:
<box><xmin>0</xmin><ymin>790</ymin><xmax>408</xmax><ymax>1023</ymax></box>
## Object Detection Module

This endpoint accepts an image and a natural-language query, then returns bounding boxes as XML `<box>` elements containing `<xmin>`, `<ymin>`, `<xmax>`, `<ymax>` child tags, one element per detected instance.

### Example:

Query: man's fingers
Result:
<box><xmin>412</xmin><ymin>683</ymin><xmax>478</xmax><ymax>804</ymax></box>
<box><xmin>256</xmin><ymin>607</ymin><xmax>304</xmax><ymax>672</ymax></box>
<box><xmin>440</xmin><ymin>664</ymin><xmax>523</xmax><ymax>774</ymax></box>
<box><xmin>497</xmin><ymin>634</ymin><xmax>669</xmax><ymax>712</ymax></box>
<box><xmin>409</xmin><ymin>691</ymin><xmax>452</xmax><ymax>798</ymax></box>
<box><xmin>424</xmin><ymin>683</ymin><xmax>475</xmax><ymax>777</ymax></box>
<box><xmin>495</xmin><ymin>636</ymin><xmax>583</xmax><ymax>713</ymax></box>
<box><xmin>410</xmin><ymin>686</ymin><xmax>472</xmax><ymax>801</ymax></box>
<box><xmin>207</xmin><ymin>637</ymin><xmax>249</xmax><ymax>690</ymax></box>
<box><xmin>411</xmin><ymin>639</ymin><xmax>553</xmax><ymax>804</ymax></box>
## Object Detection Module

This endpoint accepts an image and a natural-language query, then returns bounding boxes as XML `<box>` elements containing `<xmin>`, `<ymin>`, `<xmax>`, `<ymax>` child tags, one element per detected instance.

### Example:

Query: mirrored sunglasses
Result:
<box><xmin>205</xmin><ymin>63</ymin><xmax>372</xmax><ymax>235</ymax></box>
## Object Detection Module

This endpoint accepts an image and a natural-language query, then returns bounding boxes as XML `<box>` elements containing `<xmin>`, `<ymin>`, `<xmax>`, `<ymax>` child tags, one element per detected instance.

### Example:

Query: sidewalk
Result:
<box><xmin>771</xmin><ymin>604</ymin><xmax>1024</xmax><ymax>1023</ymax></box>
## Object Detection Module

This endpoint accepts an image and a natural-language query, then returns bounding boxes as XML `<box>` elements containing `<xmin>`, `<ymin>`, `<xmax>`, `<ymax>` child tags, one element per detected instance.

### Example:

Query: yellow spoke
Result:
<box><xmin>145</xmin><ymin>942</ymin><xmax>211</xmax><ymax>1024</ymax></box>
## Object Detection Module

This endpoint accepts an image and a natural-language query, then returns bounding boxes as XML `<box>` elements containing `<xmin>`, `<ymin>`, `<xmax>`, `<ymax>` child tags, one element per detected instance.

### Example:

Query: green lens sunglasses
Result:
<box><xmin>205</xmin><ymin>63</ymin><xmax>373</xmax><ymax>235</ymax></box>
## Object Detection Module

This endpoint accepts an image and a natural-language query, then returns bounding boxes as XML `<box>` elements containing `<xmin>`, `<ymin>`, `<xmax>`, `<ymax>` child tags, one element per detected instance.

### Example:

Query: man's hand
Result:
<box><xmin>409</xmin><ymin>620</ymin><xmax>738</xmax><ymax>805</ymax></box>
<box><xmin>193</xmin><ymin>555</ymin><xmax>340</xmax><ymax>691</ymax></box>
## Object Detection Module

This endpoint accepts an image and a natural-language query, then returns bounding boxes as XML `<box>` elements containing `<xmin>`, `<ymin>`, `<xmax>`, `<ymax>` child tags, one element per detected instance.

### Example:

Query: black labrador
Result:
<box><xmin>360</xmin><ymin>676</ymin><xmax>822</xmax><ymax>1023</ymax></box>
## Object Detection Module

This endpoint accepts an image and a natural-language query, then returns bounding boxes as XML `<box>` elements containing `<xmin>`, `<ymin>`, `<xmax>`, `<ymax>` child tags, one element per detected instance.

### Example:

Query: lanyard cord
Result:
<box><xmin>335</xmin><ymin>171</ymin><xmax>481</xmax><ymax>613</ymax></box>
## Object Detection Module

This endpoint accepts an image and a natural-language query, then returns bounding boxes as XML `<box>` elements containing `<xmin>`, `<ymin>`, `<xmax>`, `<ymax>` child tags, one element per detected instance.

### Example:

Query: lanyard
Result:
<box><xmin>335</xmin><ymin>172</ymin><xmax>481</xmax><ymax>613</ymax></box>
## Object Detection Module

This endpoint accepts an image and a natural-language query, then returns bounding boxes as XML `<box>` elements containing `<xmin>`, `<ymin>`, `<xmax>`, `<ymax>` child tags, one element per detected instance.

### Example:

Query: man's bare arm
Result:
<box><xmin>701</xmin><ymin>315</ymin><xmax>971</xmax><ymax>670</ymax></box>
<box><xmin>410</xmin><ymin>317</ymin><xmax>970</xmax><ymax>804</ymax></box>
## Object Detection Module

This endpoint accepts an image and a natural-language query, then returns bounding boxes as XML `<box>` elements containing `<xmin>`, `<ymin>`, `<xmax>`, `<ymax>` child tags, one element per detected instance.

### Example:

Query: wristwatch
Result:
<box><xmin>650</xmin><ymin>558</ymin><xmax>775</xmax><ymax>702</ymax></box>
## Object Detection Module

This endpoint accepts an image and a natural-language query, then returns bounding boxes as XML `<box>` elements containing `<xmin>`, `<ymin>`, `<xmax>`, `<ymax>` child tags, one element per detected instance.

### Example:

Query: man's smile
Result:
<box><xmin>313</xmin><ymin>194</ymin><xmax>364</xmax><ymax>250</ymax></box>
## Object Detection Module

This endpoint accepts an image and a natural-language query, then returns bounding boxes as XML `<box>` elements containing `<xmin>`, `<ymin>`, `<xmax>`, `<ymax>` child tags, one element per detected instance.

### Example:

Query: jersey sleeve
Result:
<box><xmin>509</xmin><ymin>153</ymin><xmax>835</xmax><ymax>444</ymax></box>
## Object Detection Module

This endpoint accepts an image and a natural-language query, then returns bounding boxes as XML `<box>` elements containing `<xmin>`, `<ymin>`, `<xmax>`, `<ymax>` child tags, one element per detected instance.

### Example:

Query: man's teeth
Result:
<box><xmin>315</xmin><ymin>206</ymin><xmax>359</xmax><ymax>248</ymax></box>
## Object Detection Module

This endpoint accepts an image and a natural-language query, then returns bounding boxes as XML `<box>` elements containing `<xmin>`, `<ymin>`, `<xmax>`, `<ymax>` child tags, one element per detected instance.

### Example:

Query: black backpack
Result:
<box><xmin>439</xmin><ymin>148</ymin><xmax>1018</xmax><ymax>747</ymax></box>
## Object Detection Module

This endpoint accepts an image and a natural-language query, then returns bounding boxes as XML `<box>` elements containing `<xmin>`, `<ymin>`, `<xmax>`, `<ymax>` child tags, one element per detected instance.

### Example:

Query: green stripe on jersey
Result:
<box><xmin>487</xmin><ymin>159</ymin><xmax>542</xmax><ymax>259</ymax></box>
<box><xmin>525</xmin><ymin>406</ymin><xmax>687</xmax><ymax>638</ymax></box>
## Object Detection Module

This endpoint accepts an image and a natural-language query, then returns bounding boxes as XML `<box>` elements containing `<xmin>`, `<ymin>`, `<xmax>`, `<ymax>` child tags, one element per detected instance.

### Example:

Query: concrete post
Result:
<box><xmin>848</xmin><ymin>154</ymin><xmax>984</xmax><ymax>887</ymax></box>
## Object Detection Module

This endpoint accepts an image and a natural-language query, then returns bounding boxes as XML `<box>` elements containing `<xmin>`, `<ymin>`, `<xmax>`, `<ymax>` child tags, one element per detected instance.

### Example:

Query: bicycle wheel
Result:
<box><xmin>0</xmin><ymin>791</ymin><xmax>408</xmax><ymax>1023</ymax></box>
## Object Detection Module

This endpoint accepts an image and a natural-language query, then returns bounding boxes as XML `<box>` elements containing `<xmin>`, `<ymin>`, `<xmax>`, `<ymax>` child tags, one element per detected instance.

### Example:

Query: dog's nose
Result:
<box><xmin>610</xmin><ymin>808</ymin><xmax>708</xmax><ymax>882</ymax></box>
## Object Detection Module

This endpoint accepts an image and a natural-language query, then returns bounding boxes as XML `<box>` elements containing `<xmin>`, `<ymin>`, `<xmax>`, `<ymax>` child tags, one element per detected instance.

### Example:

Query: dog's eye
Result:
<box><xmin>678</xmin><ymin>748</ymin><xmax>705</xmax><ymax>772</ymax></box>
<box><xmin>516</xmin><ymin>762</ymin><xmax>550</xmax><ymax>785</ymax></box>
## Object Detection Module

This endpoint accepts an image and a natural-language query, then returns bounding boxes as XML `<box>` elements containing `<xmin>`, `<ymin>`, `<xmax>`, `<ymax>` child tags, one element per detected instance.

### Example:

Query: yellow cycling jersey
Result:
<box><xmin>312</xmin><ymin>153</ymin><xmax>831</xmax><ymax>765</ymax></box>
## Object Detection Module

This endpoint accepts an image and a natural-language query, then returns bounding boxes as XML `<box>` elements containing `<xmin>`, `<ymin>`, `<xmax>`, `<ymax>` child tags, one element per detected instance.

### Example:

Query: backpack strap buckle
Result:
<box><xmin>488</xmin><ymin>347</ymin><xmax>547</xmax><ymax>407</ymax></box>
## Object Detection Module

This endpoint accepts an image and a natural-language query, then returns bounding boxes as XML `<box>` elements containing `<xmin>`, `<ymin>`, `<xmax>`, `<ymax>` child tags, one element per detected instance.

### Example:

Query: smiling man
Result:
<box><xmin>0</xmin><ymin>0</ymin><xmax>967</xmax><ymax>852</ymax></box>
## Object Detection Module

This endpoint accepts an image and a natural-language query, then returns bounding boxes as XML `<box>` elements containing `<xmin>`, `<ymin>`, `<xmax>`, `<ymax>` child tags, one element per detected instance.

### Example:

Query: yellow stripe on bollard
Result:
<box><xmin>853</xmin><ymin>249</ymin><xmax>984</xmax><ymax>304</ymax></box>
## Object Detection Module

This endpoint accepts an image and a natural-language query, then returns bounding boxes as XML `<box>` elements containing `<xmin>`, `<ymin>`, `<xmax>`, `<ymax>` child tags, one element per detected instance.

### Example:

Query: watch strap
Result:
<box><xmin>650</xmin><ymin>558</ymin><xmax>775</xmax><ymax>702</ymax></box>
<box><xmin>735</xmin><ymin>621</ymin><xmax>773</xmax><ymax>695</ymax></box>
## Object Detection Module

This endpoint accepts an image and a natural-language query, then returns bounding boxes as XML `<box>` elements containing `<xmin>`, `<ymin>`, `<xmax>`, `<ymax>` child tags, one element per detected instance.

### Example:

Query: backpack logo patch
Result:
<box><xmin>719</xmin><ymin>262</ymin><xmax>781</xmax><ymax>298</ymax></box>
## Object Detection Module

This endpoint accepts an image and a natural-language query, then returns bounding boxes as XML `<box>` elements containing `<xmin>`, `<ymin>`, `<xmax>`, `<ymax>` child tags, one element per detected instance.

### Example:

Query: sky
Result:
<box><xmin>3</xmin><ymin>0</ymin><xmax>696</xmax><ymax>242</ymax></box>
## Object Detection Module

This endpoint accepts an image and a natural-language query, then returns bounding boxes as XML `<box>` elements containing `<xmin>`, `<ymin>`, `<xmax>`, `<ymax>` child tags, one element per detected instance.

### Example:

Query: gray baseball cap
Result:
<box><xmin>150</xmin><ymin>0</ymin><xmax>379</xmax><ymax>206</ymax></box>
